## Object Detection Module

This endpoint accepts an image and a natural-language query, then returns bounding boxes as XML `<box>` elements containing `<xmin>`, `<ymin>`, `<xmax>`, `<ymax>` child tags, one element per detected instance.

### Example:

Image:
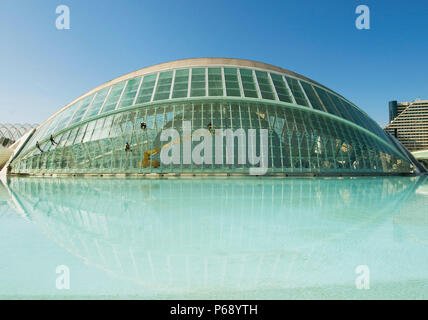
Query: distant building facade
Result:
<box><xmin>385</xmin><ymin>100</ymin><xmax>428</xmax><ymax>152</ymax></box>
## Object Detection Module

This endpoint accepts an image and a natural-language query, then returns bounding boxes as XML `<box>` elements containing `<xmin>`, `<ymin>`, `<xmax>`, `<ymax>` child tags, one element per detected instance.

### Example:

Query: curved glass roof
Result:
<box><xmin>20</xmin><ymin>58</ymin><xmax>390</xmax><ymax>154</ymax></box>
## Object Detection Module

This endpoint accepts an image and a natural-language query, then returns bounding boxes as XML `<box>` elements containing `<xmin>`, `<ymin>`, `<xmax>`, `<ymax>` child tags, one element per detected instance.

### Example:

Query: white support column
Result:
<box><xmin>169</xmin><ymin>69</ymin><xmax>176</xmax><ymax>100</ymax></box>
<box><xmin>205</xmin><ymin>67</ymin><xmax>209</xmax><ymax>97</ymax></box>
<box><xmin>221</xmin><ymin>67</ymin><xmax>226</xmax><ymax>97</ymax></box>
<box><xmin>283</xmin><ymin>75</ymin><xmax>296</xmax><ymax>105</ymax></box>
<box><xmin>150</xmin><ymin>72</ymin><xmax>160</xmax><ymax>102</ymax></box>
<box><xmin>312</xmin><ymin>84</ymin><xmax>328</xmax><ymax>112</ymax></box>
<box><xmin>133</xmin><ymin>76</ymin><xmax>144</xmax><ymax>105</ymax></box>
<box><xmin>299</xmin><ymin>80</ymin><xmax>313</xmax><ymax>109</ymax></box>
<box><xmin>236</xmin><ymin>68</ymin><xmax>245</xmax><ymax>97</ymax></box>
<box><xmin>268</xmin><ymin>72</ymin><xmax>280</xmax><ymax>101</ymax></box>
<box><xmin>187</xmin><ymin>68</ymin><xmax>192</xmax><ymax>98</ymax></box>
<box><xmin>253</xmin><ymin>69</ymin><xmax>262</xmax><ymax>99</ymax></box>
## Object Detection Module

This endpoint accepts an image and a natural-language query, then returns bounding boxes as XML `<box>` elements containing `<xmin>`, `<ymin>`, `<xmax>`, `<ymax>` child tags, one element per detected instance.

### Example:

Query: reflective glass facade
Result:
<box><xmin>8</xmin><ymin>58</ymin><xmax>416</xmax><ymax>175</ymax></box>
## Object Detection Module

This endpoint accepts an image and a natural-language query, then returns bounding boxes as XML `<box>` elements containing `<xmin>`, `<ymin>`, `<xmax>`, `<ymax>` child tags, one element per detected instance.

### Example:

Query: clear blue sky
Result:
<box><xmin>0</xmin><ymin>0</ymin><xmax>427</xmax><ymax>127</ymax></box>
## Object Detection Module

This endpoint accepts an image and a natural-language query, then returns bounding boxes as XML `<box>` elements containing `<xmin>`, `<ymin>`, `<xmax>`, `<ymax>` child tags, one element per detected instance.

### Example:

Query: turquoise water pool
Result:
<box><xmin>0</xmin><ymin>176</ymin><xmax>427</xmax><ymax>299</ymax></box>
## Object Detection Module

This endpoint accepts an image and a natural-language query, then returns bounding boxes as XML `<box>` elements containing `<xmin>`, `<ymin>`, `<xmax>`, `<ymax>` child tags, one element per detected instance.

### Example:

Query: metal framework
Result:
<box><xmin>0</xmin><ymin>123</ymin><xmax>38</xmax><ymax>147</ymax></box>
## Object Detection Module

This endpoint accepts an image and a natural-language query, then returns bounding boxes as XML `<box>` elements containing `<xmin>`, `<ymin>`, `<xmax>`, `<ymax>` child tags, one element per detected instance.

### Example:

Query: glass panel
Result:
<box><xmin>327</xmin><ymin>92</ymin><xmax>354</xmax><ymax>123</ymax></box>
<box><xmin>64</xmin><ymin>127</ymin><xmax>79</xmax><ymax>147</ymax></box>
<box><xmin>190</xmin><ymin>68</ymin><xmax>206</xmax><ymax>97</ymax></box>
<box><xmin>84</xmin><ymin>87</ymin><xmax>110</xmax><ymax>119</ymax></box>
<box><xmin>19</xmin><ymin>119</ymin><xmax>53</xmax><ymax>154</ymax></box>
<box><xmin>153</xmin><ymin>71</ymin><xmax>173</xmax><ymax>101</ymax></box>
<box><xmin>100</xmin><ymin>81</ymin><xmax>126</xmax><ymax>114</ymax></box>
<box><xmin>172</xmin><ymin>69</ymin><xmax>189</xmax><ymax>99</ymax></box>
<box><xmin>285</xmin><ymin>76</ymin><xmax>309</xmax><ymax>107</ymax></box>
<box><xmin>55</xmin><ymin>102</ymin><xmax>81</xmax><ymax>130</ymax></box>
<box><xmin>38</xmin><ymin>111</ymin><xmax>66</xmax><ymax>142</ymax></box>
<box><xmin>135</xmin><ymin>73</ymin><xmax>157</xmax><ymax>104</ymax></box>
<box><xmin>347</xmin><ymin>102</ymin><xmax>389</xmax><ymax>140</ymax></box>
<box><xmin>239</xmin><ymin>68</ymin><xmax>258</xmax><ymax>98</ymax></box>
<box><xmin>343</xmin><ymin>100</ymin><xmax>375</xmax><ymax>133</ymax></box>
<box><xmin>300</xmin><ymin>81</ymin><xmax>324</xmax><ymax>111</ymax></box>
<box><xmin>118</xmin><ymin>77</ymin><xmax>142</xmax><ymax>108</ymax></box>
<box><xmin>82</xmin><ymin>120</ymin><xmax>96</xmax><ymax>143</ymax></box>
<box><xmin>255</xmin><ymin>71</ymin><xmax>275</xmax><ymax>100</ymax></box>
<box><xmin>270</xmin><ymin>73</ymin><xmax>292</xmax><ymax>103</ymax></box>
<box><xmin>314</xmin><ymin>86</ymin><xmax>342</xmax><ymax>117</ymax></box>
<box><xmin>74</xmin><ymin>123</ymin><xmax>87</xmax><ymax>145</ymax></box>
<box><xmin>338</xmin><ymin>99</ymin><xmax>364</xmax><ymax>128</ymax></box>
<box><xmin>90</xmin><ymin>117</ymin><xmax>106</xmax><ymax>141</ymax></box>
<box><xmin>224</xmin><ymin>67</ymin><xmax>241</xmax><ymax>97</ymax></box>
<box><xmin>207</xmin><ymin>67</ymin><xmax>223</xmax><ymax>96</ymax></box>
<box><xmin>69</xmin><ymin>94</ymin><xmax>95</xmax><ymax>125</ymax></box>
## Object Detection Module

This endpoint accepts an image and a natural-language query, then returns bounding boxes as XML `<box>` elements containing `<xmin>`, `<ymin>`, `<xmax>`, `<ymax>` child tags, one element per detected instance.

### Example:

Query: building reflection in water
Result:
<box><xmin>3</xmin><ymin>176</ymin><xmax>428</xmax><ymax>296</ymax></box>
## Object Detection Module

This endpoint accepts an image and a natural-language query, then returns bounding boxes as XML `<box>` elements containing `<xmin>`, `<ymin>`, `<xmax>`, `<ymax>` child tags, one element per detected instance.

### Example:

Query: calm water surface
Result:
<box><xmin>0</xmin><ymin>176</ymin><xmax>427</xmax><ymax>299</ymax></box>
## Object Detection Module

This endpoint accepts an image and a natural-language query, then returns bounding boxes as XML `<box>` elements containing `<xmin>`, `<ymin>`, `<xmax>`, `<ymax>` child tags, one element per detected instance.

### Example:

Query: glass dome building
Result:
<box><xmin>6</xmin><ymin>58</ymin><xmax>422</xmax><ymax>176</ymax></box>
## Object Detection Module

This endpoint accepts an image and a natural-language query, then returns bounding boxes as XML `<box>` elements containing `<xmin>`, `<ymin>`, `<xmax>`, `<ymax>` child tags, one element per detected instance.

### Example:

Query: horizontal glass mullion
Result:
<box><xmin>239</xmin><ymin>68</ymin><xmax>258</xmax><ymax>98</ymax></box>
<box><xmin>255</xmin><ymin>71</ymin><xmax>275</xmax><ymax>100</ymax></box>
<box><xmin>172</xmin><ymin>69</ymin><xmax>189</xmax><ymax>99</ymax></box>
<box><xmin>190</xmin><ymin>89</ymin><xmax>206</xmax><ymax>97</ymax></box>
<box><xmin>153</xmin><ymin>71</ymin><xmax>173</xmax><ymax>101</ymax></box>
<box><xmin>135</xmin><ymin>74</ymin><xmax>157</xmax><ymax>104</ymax></box>
<box><xmin>224</xmin><ymin>68</ymin><xmax>241</xmax><ymax>97</ymax></box>
<box><xmin>271</xmin><ymin>75</ymin><xmax>293</xmax><ymax>103</ymax></box>
<box><xmin>172</xmin><ymin>90</ymin><xmax>188</xmax><ymax>98</ymax></box>
<box><xmin>190</xmin><ymin>68</ymin><xmax>206</xmax><ymax>97</ymax></box>
<box><xmin>173</xmin><ymin>83</ymin><xmax>188</xmax><ymax>91</ymax></box>
<box><xmin>226</xmin><ymin>88</ymin><xmax>241</xmax><ymax>97</ymax></box>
